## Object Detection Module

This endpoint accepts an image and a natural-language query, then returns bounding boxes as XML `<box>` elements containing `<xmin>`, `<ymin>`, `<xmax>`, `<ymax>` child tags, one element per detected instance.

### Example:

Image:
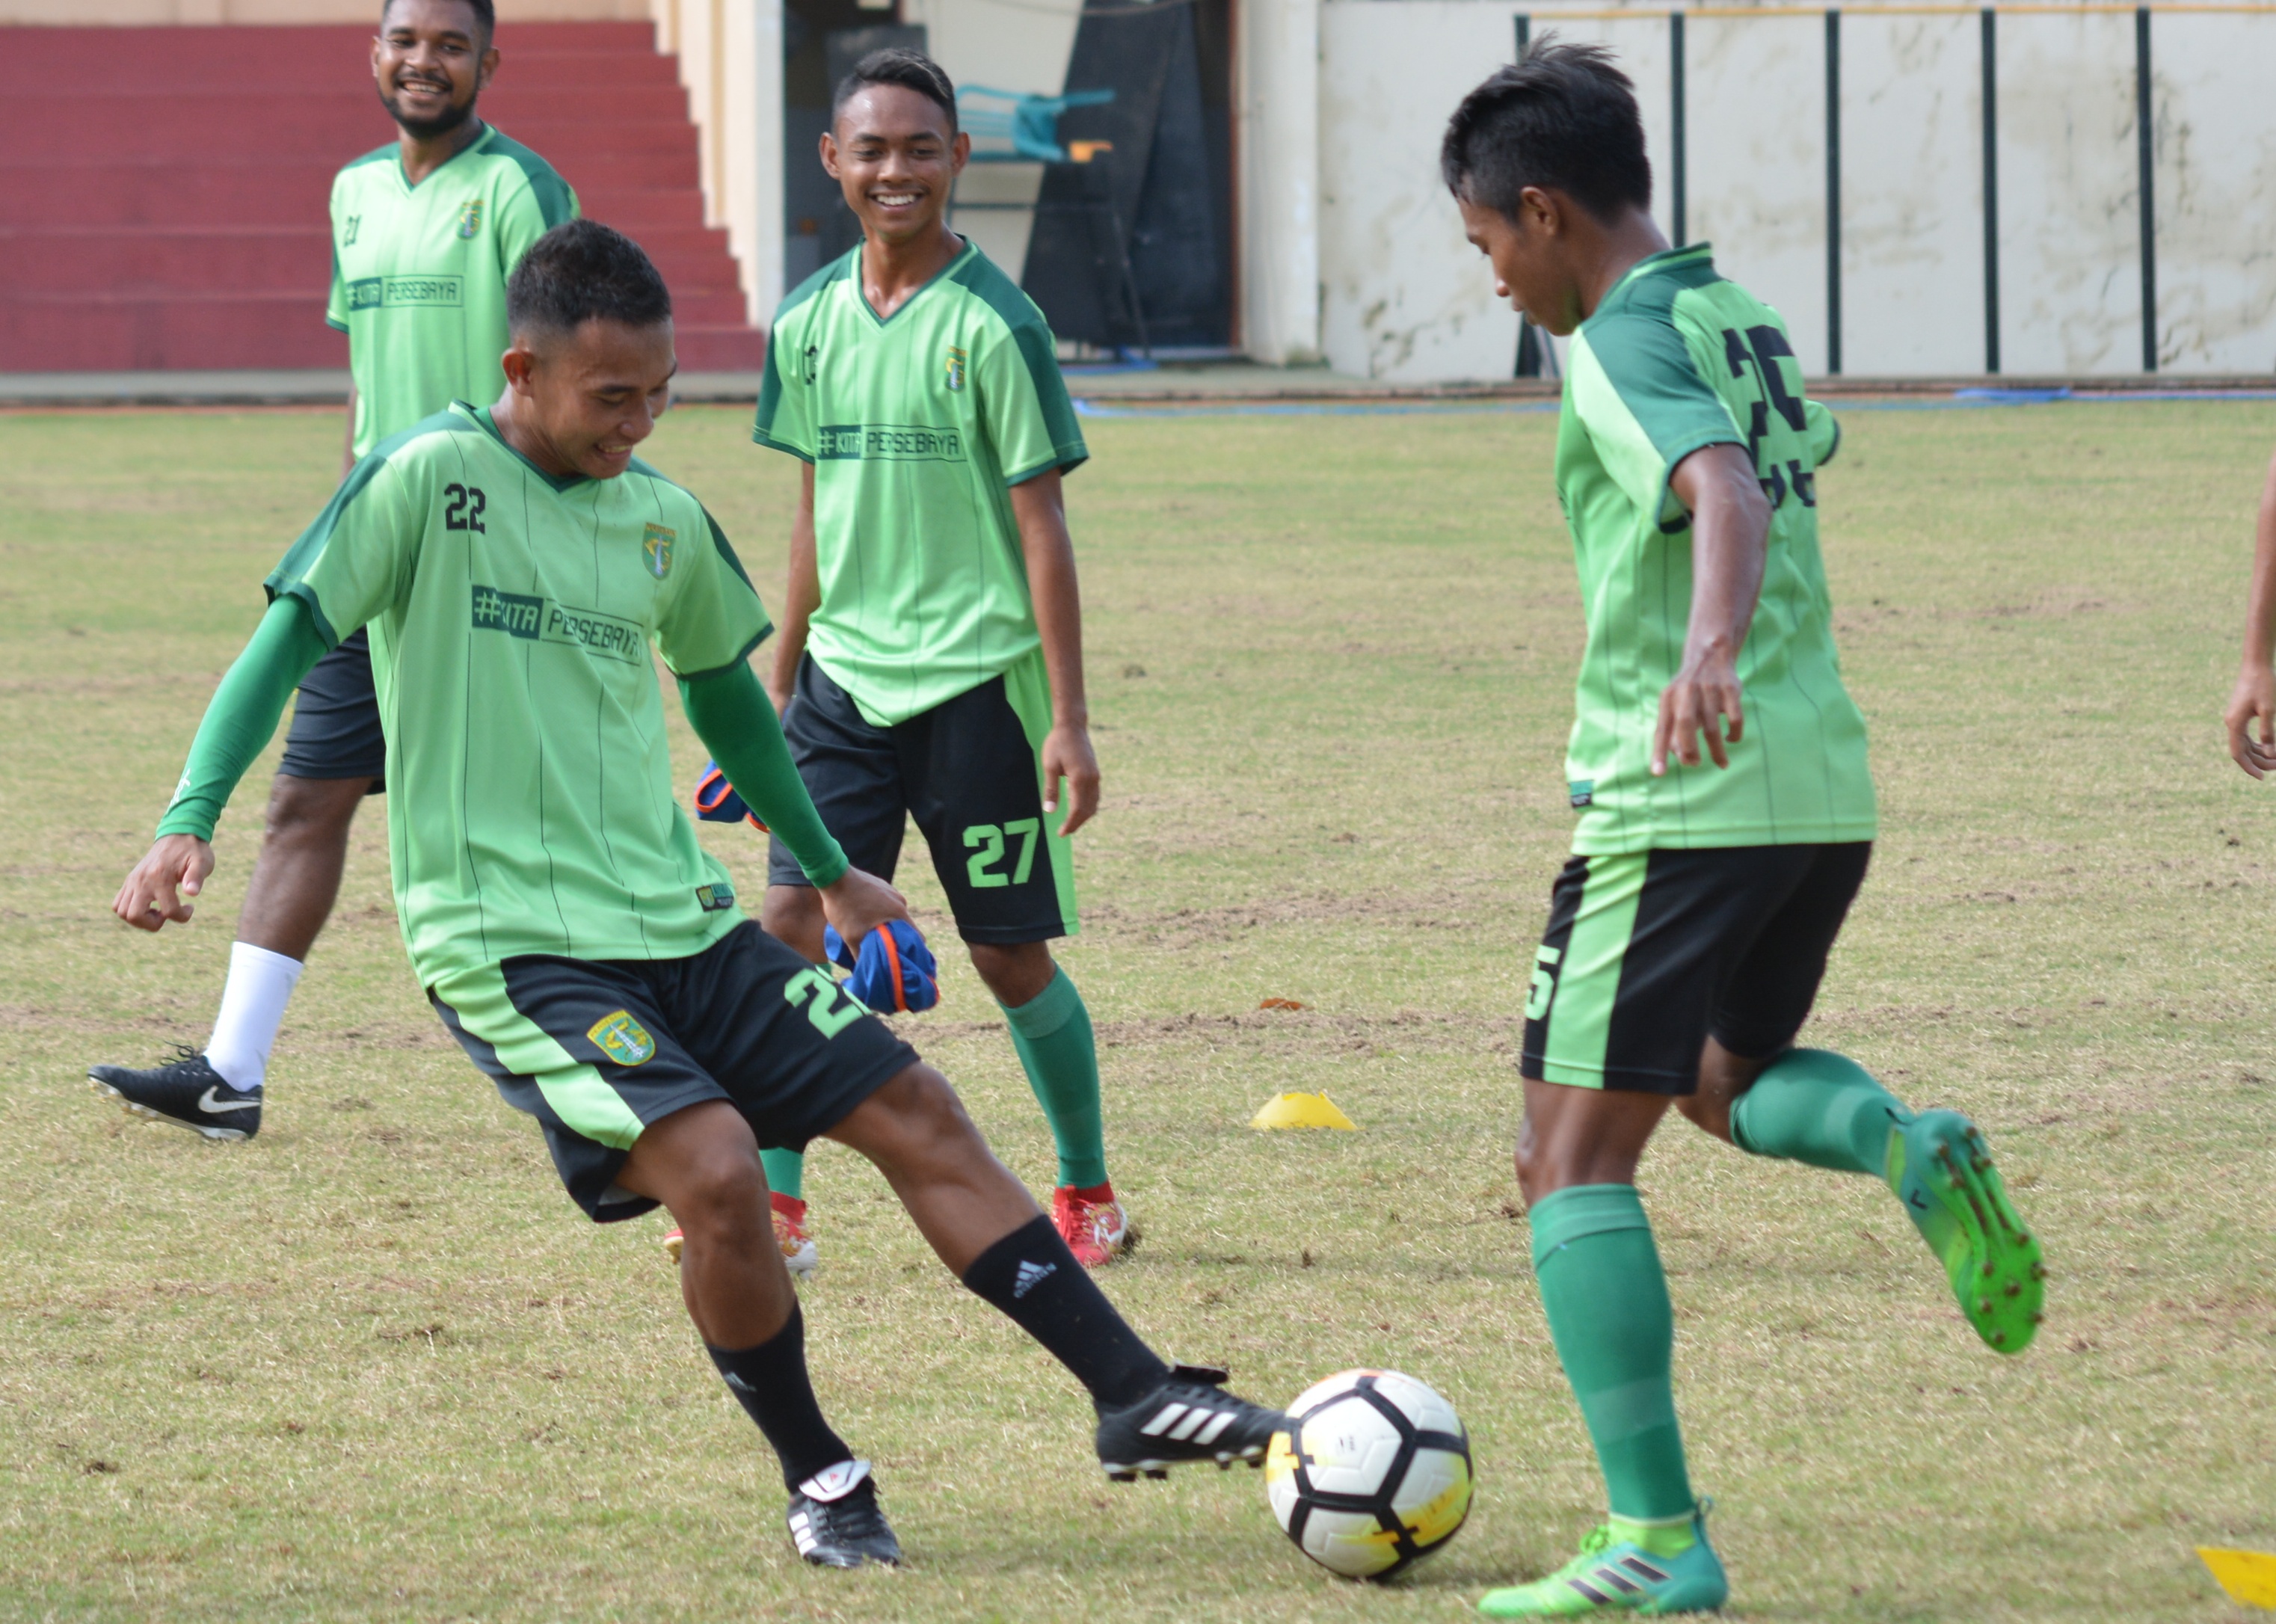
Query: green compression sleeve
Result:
<box><xmin>678</xmin><ymin>659</ymin><xmax>849</xmax><ymax>888</ymax></box>
<box><xmin>153</xmin><ymin>598</ymin><xmax>333</xmax><ymax>840</ymax></box>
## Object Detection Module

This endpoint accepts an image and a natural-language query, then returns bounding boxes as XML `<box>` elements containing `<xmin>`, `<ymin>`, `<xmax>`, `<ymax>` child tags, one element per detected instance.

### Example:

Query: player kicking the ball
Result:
<box><xmin>1441</xmin><ymin>43</ymin><xmax>2046</xmax><ymax>1617</ymax></box>
<box><xmin>105</xmin><ymin>221</ymin><xmax>1282</xmax><ymax>1567</ymax></box>
<box><xmin>693</xmin><ymin>47</ymin><xmax>1122</xmax><ymax>1276</ymax></box>
<box><xmin>91</xmin><ymin>0</ymin><xmax>574</xmax><ymax>1140</ymax></box>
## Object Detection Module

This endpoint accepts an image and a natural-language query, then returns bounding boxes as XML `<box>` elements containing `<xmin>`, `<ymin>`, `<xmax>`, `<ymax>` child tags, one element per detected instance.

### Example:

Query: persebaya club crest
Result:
<box><xmin>642</xmin><ymin>522</ymin><xmax>676</xmax><ymax>579</ymax></box>
<box><xmin>587</xmin><ymin>1010</ymin><xmax>656</xmax><ymax>1066</ymax></box>
<box><xmin>944</xmin><ymin>345</ymin><xmax>967</xmax><ymax>393</ymax></box>
<box><xmin>456</xmin><ymin>197</ymin><xmax>485</xmax><ymax>239</ymax></box>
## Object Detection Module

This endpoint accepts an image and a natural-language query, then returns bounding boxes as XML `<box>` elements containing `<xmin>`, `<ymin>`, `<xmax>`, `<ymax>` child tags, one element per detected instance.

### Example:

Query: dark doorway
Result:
<box><xmin>1020</xmin><ymin>0</ymin><xmax>1234</xmax><ymax>351</ymax></box>
<box><xmin>783</xmin><ymin>4</ymin><xmax>925</xmax><ymax>290</ymax></box>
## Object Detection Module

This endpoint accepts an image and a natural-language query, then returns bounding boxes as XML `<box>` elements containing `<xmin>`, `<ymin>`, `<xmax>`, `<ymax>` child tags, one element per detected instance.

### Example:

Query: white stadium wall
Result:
<box><xmin>1320</xmin><ymin>1</ymin><xmax>2276</xmax><ymax>384</ymax></box>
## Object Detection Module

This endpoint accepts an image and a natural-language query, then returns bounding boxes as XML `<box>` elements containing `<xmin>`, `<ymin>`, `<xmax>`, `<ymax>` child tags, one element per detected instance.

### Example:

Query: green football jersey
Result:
<box><xmin>751</xmin><ymin>239</ymin><xmax>1087</xmax><ymax>726</ymax></box>
<box><xmin>1556</xmin><ymin>243</ymin><xmax>1875</xmax><ymax>855</ymax></box>
<box><xmin>327</xmin><ymin>126</ymin><xmax>576</xmax><ymax>457</ymax></box>
<box><xmin>258</xmin><ymin>402</ymin><xmax>769</xmax><ymax>983</ymax></box>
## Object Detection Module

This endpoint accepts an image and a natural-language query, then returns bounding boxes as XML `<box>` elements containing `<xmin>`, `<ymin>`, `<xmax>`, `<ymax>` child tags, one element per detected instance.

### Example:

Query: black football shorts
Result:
<box><xmin>766</xmin><ymin>652</ymin><xmax>1078</xmax><ymax>944</ymax></box>
<box><xmin>429</xmin><ymin>921</ymin><xmax>918</xmax><ymax>1222</ymax></box>
<box><xmin>279</xmin><ymin>627</ymin><xmax>387</xmax><ymax>790</ymax></box>
<box><xmin>1520</xmin><ymin>843</ymin><xmax>1871</xmax><ymax>1095</ymax></box>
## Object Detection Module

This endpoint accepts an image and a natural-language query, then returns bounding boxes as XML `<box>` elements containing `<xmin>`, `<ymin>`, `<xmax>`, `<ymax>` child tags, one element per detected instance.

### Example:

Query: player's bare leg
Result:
<box><xmin>88</xmin><ymin>772</ymin><xmax>369</xmax><ymax>1139</ymax></box>
<box><xmin>237</xmin><ymin>772</ymin><xmax>371</xmax><ymax>959</ymax></box>
<box><xmin>752</xmin><ymin>893</ymin><xmax>1128</xmax><ymax>1268</ymax></box>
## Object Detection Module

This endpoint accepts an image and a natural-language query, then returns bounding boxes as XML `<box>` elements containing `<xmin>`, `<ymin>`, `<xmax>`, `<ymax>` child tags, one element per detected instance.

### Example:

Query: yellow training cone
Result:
<box><xmin>1250</xmin><ymin>1092</ymin><xmax>1359</xmax><ymax>1131</ymax></box>
<box><xmin>2201</xmin><ymin>1547</ymin><xmax>2276</xmax><ymax>1609</ymax></box>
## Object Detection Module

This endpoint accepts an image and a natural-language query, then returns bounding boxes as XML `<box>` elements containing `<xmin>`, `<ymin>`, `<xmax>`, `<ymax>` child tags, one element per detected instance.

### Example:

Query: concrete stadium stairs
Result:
<box><xmin>0</xmin><ymin>23</ymin><xmax>766</xmax><ymax>374</ymax></box>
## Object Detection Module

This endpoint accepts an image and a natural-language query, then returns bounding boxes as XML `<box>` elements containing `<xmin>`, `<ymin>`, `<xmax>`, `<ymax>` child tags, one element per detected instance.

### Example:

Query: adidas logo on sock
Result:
<box><xmin>1013</xmin><ymin>1259</ymin><xmax>1057</xmax><ymax>1298</ymax></box>
<box><xmin>724</xmin><ymin>1371</ymin><xmax>755</xmax><ymax>1392</ymax></box>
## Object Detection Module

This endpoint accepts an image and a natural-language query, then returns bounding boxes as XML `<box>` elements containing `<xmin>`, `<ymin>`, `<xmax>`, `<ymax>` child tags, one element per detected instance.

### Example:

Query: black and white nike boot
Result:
<box><xmin>87</xmin><ymin>1048</ymin><xmax>261</xmax><ymax>1142</ymax></box>
<box><xmin>785</xmin><ymin>1460</ymin><xmax>901</xmax><ymax>1568</ymax></box>
<box><xmin>1095</xmin><ymin>1364</ymin><xmax>1288</xmax><ymax>1480</ymax></box>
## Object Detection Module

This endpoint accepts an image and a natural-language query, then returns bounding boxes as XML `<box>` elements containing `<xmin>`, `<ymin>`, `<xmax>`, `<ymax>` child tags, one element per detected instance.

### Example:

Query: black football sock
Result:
<box><xmin>962</xmin><ymin>1215</ymin><xmax>1168</xmax><ymax>1410</ymax></box>
<box><xmin>706</xmin><ymin>1304</ymin><xmax>854</xmax><ymax>1492</ymax></box>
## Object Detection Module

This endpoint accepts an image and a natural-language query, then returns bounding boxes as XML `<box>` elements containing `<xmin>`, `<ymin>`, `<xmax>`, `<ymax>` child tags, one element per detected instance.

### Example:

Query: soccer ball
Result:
<box><xmin>1264</xmin><ymin>1368</ymin><xmax>1472</xmax><ymax>1580</ymax></box>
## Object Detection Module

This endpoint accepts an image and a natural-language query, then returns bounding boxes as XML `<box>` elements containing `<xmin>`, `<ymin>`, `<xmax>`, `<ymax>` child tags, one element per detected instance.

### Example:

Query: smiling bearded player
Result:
<box><xmin>1441</xmin><ymin>42</ymin><xmax>2047</xmax><ymax>1617</ymax></box>
<box><xmin>90</xmin><ymin>0</ymin><xmax>574</xmax><ymax>1142</ymax></box>
<box><xmin>105</xmin><ymin>220</ymin><xmax>1284</xmax><ymax>1569</ymax></box>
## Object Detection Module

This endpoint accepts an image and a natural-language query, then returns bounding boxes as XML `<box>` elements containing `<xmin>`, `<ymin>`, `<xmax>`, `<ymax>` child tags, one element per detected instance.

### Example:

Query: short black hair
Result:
<box><xmin>381</xmin><ymin>0</ymin><xmax>496</xmax><ymax>47</ymax></box>
<box><xmin>507</xmin><ymin>221</ymin><xmax>672</xmax><ymax>338</ymax></box>
<box><xmin>831</xmin><ymin>46</ymin><xmax>958</xmax><ymax>136</ymax></box>
<box><xmin>1441</xmin><ymin>37</ymin><xmax>1651</xmax><ymax>224</ymax></box>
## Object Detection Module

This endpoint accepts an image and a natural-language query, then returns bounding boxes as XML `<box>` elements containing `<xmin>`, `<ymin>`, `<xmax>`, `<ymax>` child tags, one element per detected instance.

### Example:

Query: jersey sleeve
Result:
<box><xmin>264</xmin><ymin>452</ymin><xmax>426</xmax><ymax>648</ymax></box>
<box><xmin>326</xmin><ymin>241</ymin><xmax>348</xmax><ymax>333</ymax></box>
<box><xmin>751</xmin><ymin>306</ymin><xmax>817</xmax><ymax>462</ymax></box>
<box><xmin>654</xmin><ymin>506</ymin><xmax>774</xmax><ymax>680</ymax></box>
<box><xmin>1804</xmin><ymin>397</ymin><xmax>1842</xmax><ymax>468</ymax></box>
<box><xmin>1571</xmin><ymin>312</ymin><xmax>1743</xmax><ymax>523</ymax></box>
<box><xmin>325</xmin><ymin>179</ymin><xmax>349</xmax><ymax>332</ymax></box>
<box><xmin>976</xmin><ymin>313</ymin><xmax>1087</xmax><ymax>485</ymax></box>
<box><xmin>495</xmin><ymin>167</ymin><xmax>576</xmax><ymax>282</ymax></box>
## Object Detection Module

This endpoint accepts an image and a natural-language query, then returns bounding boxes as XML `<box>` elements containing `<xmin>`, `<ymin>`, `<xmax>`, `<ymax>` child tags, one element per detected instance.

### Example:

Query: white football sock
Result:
<box><xmin>203</xmin><ymin>941</ymin><xmax>305</xmax><ymax>1092</ymax></box>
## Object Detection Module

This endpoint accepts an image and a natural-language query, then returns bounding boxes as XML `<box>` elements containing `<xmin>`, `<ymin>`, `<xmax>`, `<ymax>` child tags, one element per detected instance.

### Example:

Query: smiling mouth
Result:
<box><xmin>396</xmin><ymin>74</ymin><xmax>450</xmax><ymax>98</ymax></box>
<box><xmin>870</xmin><ymin>190</ymin><xmax>923</xmax><ymax>208</ymax></box>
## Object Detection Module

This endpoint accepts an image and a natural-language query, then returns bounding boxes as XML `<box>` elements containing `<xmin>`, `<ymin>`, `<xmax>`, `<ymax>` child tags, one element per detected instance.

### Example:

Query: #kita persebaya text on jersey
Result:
<box><xmin>265</xmin><ymin>403</ymin><xmax>769</xmax><ymax>982</ymax></box>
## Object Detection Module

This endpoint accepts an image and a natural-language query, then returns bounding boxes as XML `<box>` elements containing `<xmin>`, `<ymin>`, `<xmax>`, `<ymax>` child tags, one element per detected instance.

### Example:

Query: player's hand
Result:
<box><xmin>2224</xmin><ymin>663</ymin><xmax>2276</xmax><ymax>778</ymax></box>
<box><xmin>1042</xmin><ymin>722</ymin><xmax>1101</xmax><ymax>837</ymax></box>
<box><xmin>817</xmin><ymin>866</ymin><xmax>910</xmax><ymax>954</ymax></box>
<box><xmin>1652</xmin><ymin>644</ymin><xmax>1745</xmax><ymax>775</ymax></box>
<box><xmin>112</xmin><ymin>834</ymin><xmax>215</xmax><ymax>933</ymax></box>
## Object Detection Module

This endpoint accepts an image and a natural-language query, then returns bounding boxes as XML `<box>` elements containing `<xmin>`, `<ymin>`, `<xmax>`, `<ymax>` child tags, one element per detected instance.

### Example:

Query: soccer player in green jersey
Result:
<box><xmin>105</xmin><ymin>221</ymin><xmax>1285</xmax><ymax>1567</ymax></box>
<box><xmin>725</xmin><ymin>49</ymin><xmax>1123</xmax><ymax>1274</ymax></box>
<box><xmin>90</xmin><ymin>0</ymin><xmax>574</xmax><ymax>1142</ymax></box>
<box><xmin>1439</xmin><ymin>44</ymin><xmax>2046</xmax><ymax>1617</ymax></box>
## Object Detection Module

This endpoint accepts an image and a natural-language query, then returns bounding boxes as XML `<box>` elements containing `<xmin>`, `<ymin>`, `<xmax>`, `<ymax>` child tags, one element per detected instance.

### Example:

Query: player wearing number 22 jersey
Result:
<box><xmin>1444</xmin><ymin>44</ymin><xmax>2043</xmax><ymax>1620</ymax></box>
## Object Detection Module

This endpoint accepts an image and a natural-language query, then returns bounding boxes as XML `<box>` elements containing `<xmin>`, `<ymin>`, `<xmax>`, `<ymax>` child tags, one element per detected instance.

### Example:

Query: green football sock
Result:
<box><xmin>1001</xmin><ymin>967</ymin><xmax>1107</xmax><ymax>1190</ymax></box>
<box><xmin>1530</xmin><ymin>1184</ymin><xmax>1696</xmax><ymax>1522</ymax></box>
<box><xmin>760</xmin><ymin>1146</ymin><xmax>805</xmax><ymax>1204</ymax></box>
<box><xmin>1729</xmin><ymin>1047</ymin><xmax>1912</xmax><ymax>1178</ymax></box>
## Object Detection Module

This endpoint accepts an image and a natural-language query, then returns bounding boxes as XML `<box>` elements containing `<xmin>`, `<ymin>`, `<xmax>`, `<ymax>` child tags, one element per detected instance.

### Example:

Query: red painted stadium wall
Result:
<box><xmin>0</xmin><ymin>22</ymin><xmax>766</xmax><ymax>373</ymax></box>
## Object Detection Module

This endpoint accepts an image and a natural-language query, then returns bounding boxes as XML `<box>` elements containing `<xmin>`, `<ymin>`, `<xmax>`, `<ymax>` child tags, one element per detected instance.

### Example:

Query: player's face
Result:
<box><xmin>1460</xmin><ymin>189</ymin><xmax>1582</xmax><ymax>336</ymax></box>
<box><xmin>374</xmin><ymin>0</ymin><xmax>497</xmax><ymax>141</ymax></box>
<box><xmin>822</xmin><ymin>85</ymin><xmax>971</xmax><ymax>246</ymax></box>
<box><xmin>507</xmin><ymin>319</ymin><xmax>677</xmax><ymax>482</ymax></box>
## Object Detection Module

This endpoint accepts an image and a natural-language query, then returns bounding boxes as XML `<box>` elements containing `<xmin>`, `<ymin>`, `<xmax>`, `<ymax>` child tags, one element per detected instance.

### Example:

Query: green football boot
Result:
<box><xmin>1478</xmin><ymin>1507</ymin><xmax>1727</xmax><ymax>1617</ymax></box>
<box><xmin>1886</xmin><ymin>1109</ymin><xmax>2046</xmax><ymax>1353</ymax></box>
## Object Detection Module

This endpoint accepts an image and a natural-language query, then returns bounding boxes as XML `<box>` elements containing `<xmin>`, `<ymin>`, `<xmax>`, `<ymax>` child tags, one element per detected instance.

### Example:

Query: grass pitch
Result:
<box><xmin>2</xmin><ymin>396</ymin><xmax>2273</xmax><ymax>1623</ymax></box>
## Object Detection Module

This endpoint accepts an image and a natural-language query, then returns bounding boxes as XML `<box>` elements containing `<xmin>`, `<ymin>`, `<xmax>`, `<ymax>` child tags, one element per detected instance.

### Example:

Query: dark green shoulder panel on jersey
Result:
<box><xmin>701</xmin><ymin>508</ymin><xmax>757</xmax><ymax>592</ymax></box>
<box><xmin>780</xmin><ymin>247</ymin><xmax>857</xmax><ymax>319</ymax></box>
<box><xmin>261</xmin><ymin>407</ymin><xmax>476</xmax><ymax>627</ymax></box>
<box><xmin>487</xmin><ymin>132</ymin><xmax>576</xmax><ymax>228</ymax></box>
<box><xmin>947</xmin><ymin>250</ymin><xmax>1087</xmax><ymax>476</ymax></box>
<box><xmin>339</xmin><ymin>142</ymin><xmax>396</xmax><ymax>174</ymax></box>
<box><xmin>1582</xmin><ymin>310</ymin><xmax>1740</xmax><ymax>469</ymax></box>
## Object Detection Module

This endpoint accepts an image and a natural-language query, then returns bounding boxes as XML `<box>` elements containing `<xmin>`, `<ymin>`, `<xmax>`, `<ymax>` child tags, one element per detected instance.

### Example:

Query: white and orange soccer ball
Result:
<box><xmin>1264</xmin><ymin>1368</ymin><xmax>1473</xmax><ymax>1580</ymax></box>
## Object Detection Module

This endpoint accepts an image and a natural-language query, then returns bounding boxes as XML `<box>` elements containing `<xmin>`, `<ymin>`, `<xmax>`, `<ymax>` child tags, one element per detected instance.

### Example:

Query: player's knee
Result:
<box><xmin>265</xmin><ymin>774</ymin><xmax>366</xmax><ymax>842</ymax></box>
<box><xmin>760</xmin><ymin>885</ymin><xmax>826</xmax><ymax>960</ymax></box>
<box><xmin>673</xmin><ymin>1142</ymin><xmax>770</xmax><ymax>1236</ymax></box>
<box><xmin>868</xmin><ymin>1063</ymin><xmax>986</xmax><ymax>1166</ymax></box>
<box><xmin>968</xmin><ymin>940</ymin><xmax>1054</xmax><ymax>1006</ymax></box>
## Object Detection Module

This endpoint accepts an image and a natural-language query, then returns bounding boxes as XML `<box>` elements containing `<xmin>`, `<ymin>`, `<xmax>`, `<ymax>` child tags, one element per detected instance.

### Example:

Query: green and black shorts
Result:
<box><xmin>429</xmin><ymin>921</ymin><xmax>917</xmax><ymax>1222</ymax></box>
<box><xmin>766</xmin><ymin>650</ymin><xmax>1079</xmax><ymax>945</ymax></box>
<box><xmin>1521</xmin><ymin>843</ymin><xmax>1871</xmax><ymax>1095</ymax></box>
